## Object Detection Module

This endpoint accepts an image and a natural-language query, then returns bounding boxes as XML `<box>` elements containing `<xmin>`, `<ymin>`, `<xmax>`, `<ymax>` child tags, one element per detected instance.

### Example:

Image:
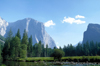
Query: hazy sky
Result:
<box><xmin>0</xmin><ymin>0</ymin><xmax>100</xmax><ymax>47</ymax></box>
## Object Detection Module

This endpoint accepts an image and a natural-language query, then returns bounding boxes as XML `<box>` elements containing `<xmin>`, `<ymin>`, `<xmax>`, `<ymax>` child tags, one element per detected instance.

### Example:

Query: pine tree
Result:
<box><xmin>2</xmin><ymin>40</ymin><xmax>9</xmax><ymax>60</ymax></box>
<box><xmin>41</xmin><ymin>44</ymin><xmax>44</xmax><ymax>57</ymax></box>
<box><xmin>3</xmin><ymin>29</ymin><xmax>13</xmax><ymax>60</ymax></box>
<box><xmin>0</xmin><ymin>44</ymin><xmax>2</xmax><ymax>60</ymax></box>
<box><xmin>21</xmin><ymin>29</ymin><xmax>28</xmax><ymax>45</ymax></box>
<box><xmin>16</xmin><ymin>29</ymin><xmax>21</xmax><ymax>39</ymax></box>
<box><xmin>7</xmin><ymin>28</ymin><xmax>13</xmax><ymax>41</ymax></box>
<box><xmin>27</xmin><ymin>35</ymin><xmax>33</xmax><ymax>57</ymax></box>
<box><xmin>46</xmin><ymin>44</ymin><xmax>48</xmax><ymax>57</ymax></box>
<box><xmin>34</xmin><ymin>41</ymin><xmax>42</xmax><ymax>57</ymax></box>
<box><xmin>14</xmin><ymin>36</ymin><xmax>21</xmax><ymax>57</ymax></box>
<box><xmin>20</xmin><ymin>44</ymin><xmax>27</xmax><ymax>58</ymax></box>
<box><xmin>90</xmin><ymin>41</ymin><xmax>95</xmax><ymax>55</ymax></box>
<box><xmin>20</xmin><ymin>29</ymin><xmax>28</xmax><ymax>58</ymax></box>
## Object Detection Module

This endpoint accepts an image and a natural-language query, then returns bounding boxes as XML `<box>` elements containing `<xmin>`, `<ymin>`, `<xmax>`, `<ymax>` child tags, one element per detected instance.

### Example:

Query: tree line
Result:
<box><xmin>1</xmin><ymin>29</ymin><xmax>54</xmax><ymax>60</ymax></box>
<box><xmin>0</xmin><ymin>29</ymin><xmax>100</xmax><ymax>61</ymax></box>
<box><xmin>63</xmin><ymin>41</ymin><xmax>100</xmax><ymax>56</ymax></box>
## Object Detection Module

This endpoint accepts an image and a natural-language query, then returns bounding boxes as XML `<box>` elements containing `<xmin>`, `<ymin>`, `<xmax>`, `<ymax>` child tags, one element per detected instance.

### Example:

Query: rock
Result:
<box><xmin>0</xmin><ymin>17</ymin><xmax>56</xmax><ymax>48</ymax></box>
<box><xmin>83</xmin><ymin>23</ymin><xmax>100</xmax><ymax>43</ymax></box>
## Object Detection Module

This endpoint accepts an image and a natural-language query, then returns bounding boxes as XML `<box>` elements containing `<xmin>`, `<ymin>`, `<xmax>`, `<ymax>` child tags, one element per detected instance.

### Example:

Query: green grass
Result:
<box><xmin>61</xmin><ymin>56</ymin><xmax>100</xmax><ymax>62</ymax></box>
<box><xmin>17</xmin><ymin>57</ymin><xmax>54</xmax><ymax>62</ymax></box>
<box><xmin>16</xmin><ymin>56</ymin><xmax>100</xmax><ymax>62</ymax></box>
<box><xmin>62</xmin><ymin>56</ymin><xmax>100</xmax><ymax>59</ymax></box>
<box><xmin>26</xmin><ymin>57</ymin><xmax>54</xmax><ymax>61</ymax></box>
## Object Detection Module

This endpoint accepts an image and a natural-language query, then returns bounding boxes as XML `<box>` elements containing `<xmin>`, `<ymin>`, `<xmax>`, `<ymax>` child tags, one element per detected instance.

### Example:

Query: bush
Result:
<box><xmin>51</xmin><ymin>49</ymin><xmax>65</xmax><ymax>61</ymax></box>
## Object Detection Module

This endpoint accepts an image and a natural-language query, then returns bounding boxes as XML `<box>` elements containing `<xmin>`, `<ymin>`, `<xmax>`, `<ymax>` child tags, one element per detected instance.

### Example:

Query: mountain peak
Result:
<box><xmin>22</xmin><ymin>18</ymin><xmax>40</xmax><ymax>24</ymax></box>
<box><xmin>4</xmin><ymin>18</ymin><xmax>56</xmax><ymax>48</ymax></box>
<box><xmin>83</xmin><ymin>23</ymin><xmax>100</xmax><ymax>43</ymax></box>
<box><xmin>88</xmin><ymin>23</ymin><xmax>100</xmax><ymax>28</ymax></box>
<box><xmin>25</xmin><ymin>18</ymin><xmax>32</xmax><ymax>20</ymax></box>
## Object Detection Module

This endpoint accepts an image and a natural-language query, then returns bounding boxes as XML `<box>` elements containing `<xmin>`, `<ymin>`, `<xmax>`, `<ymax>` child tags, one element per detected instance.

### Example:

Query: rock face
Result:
<box><xmin>83</xmin><ymin>23</ymin><xmax>100</xmax><ymax>43</ymax></box>
<box><xmin>0</xmin><ymin>17</ymin><xmax>56</xmax><ymax>48</ymax></box>
<box><xmin>0</xmin><ymin>17</ymin><xmax>8</xmax><ymax>36</ymax></box>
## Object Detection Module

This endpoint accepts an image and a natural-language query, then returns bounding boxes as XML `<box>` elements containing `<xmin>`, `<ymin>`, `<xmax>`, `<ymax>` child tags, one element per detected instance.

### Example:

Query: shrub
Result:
<box><xmin>51</xmin><ymin>49</ymin><xmax>65</xmax><ymax>61</ymax></box>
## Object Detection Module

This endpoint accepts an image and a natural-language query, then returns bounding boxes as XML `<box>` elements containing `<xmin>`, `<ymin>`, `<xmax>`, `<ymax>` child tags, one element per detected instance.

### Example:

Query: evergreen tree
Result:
<box><xmin>86</xmin><ymin>41</ymin><xmax>90</xmax><ymax>56</ymax></box>
<box><xmin>90</xmin><ymin>41</ymin><xmax>95</xmax><ymax>55</ymax></box>
<box><xmin>27</xmin><ymin>35</ymin><xmax>33</xmax><ymax>57</ymax></box>
<box><xmin>0</xmin><ymin>44</ymin><xmax>2</xmax><ymax>60</ymax></box>
<box><xmin>3</xmin><ymin>29</ymin><xmax>13</xmax><ymax>60</ymax></box>
<box><xmin>76</xmin><ymin>43</ymin><xmax>83</xmax><ymax>56</ymax></box>
<box><xmin>59</xmin><ymin>46</ymin><xmax>62</xmax><ymax>50</ymax></box>
<box><xmin>34</xmin><ymin>41</ymin><xmax>42</xmax><ymax>57</ymax></box>
<box><xmin>16</xmin><ymin>29</ymin><xmax>21</xmax><ymax>39</ymax></box>
<box><xmin>41</xmin><ymin>44</ymin><xmax>44</xmax><ymax>57</ymax></box>
<box><xmin>95</xmin><ymin>42</ymin><xmax>98</xmax><ymax>55</ymax></box>
<box><xmin>9</xmin><ymin>37</ymin><xmax>15</xmax><ymax>59</ymax></box>
<box><xmin>20</xmin><ymin>44</ymin><xmax>27</xmax><ymax>58</ymax></box>
<box><xmin>63</xmin><ymin>45</ymin><xmax>67</xmax><ymax>56</ymax></box>
<box><xmin>7</xmin><ymin>28</ymin><xmax>13</xmax><ymax>41</ymax></box>
<box><xmin>14</xmin><ymin>36</ymin><xmax>20</xmax><ymax>57</ymax></box>
<box><xmin>21</xmin><ymin>29</ymin><xmax>28</xmax><ymax>45</ymax></box>
<box><xmin>20</xmin><ymin>29</ymin><xmax>28</xmax><ymax>58</ymax></box>
<box><xmin>46</xmin><ymin>44</ymin><xmax>48</xmax><ymax>57</ymax></box>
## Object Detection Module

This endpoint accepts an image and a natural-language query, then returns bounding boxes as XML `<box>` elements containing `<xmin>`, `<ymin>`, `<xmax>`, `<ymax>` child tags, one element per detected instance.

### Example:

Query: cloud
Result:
<box><xmin>57</xmin><ymin>46</ymin><xmax>59</xmax><ymax>49</ymax></box>
<box><xmin>44</xmin><ymin>20</ymin><xmax>55</xmax><ymax>27</ymax></box>
<box><xmin>75</xmin><ymin>15</ymin><xmax>85</xmax><ymax>18</ymax></box>
<box><xmin>62</xmin><ymin>16</ymin><xmax>86</xmax><ymax>24</ymax></box>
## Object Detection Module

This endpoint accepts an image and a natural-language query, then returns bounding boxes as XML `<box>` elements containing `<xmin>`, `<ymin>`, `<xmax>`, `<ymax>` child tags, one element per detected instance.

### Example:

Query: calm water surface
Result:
<box><xmin>3</xmin><ymin>61</ymin><xmax>100</xmax><ymax>66</ymax></box>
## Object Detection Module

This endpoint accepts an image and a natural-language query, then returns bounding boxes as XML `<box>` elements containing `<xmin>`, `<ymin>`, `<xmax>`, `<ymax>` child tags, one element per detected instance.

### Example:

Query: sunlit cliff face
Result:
<box><xmin>0</xmin><ymin>17</ymin><xmax>8</xmax><ymax>36</ymax></box>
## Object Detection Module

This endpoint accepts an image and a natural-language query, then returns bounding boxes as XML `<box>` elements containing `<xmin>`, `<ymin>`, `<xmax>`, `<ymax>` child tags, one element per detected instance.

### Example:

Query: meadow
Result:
<box><xmin>17</xmin><ymin>56</ymin><xmax>100</xmax><ymax>62</ymax></box>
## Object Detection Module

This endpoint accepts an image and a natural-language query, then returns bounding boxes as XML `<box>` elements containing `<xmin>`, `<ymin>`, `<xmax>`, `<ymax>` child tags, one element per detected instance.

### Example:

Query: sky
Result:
<box><xmin>0</xmin><ymin>0</ymin><xmax>100</xmax><ymax>48</ymax></box>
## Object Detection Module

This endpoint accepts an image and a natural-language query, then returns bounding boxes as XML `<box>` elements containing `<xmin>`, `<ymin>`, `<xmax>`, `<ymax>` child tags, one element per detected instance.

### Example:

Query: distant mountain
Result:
<box><xmin>0</xmin><ymin>17</ymin><xmax>56</xmax><ymax>48</ymax></box>
<box><xmin>83</xmin><ymin>23</ymin><xmax>100</xmax><ymax>43</ymax></box>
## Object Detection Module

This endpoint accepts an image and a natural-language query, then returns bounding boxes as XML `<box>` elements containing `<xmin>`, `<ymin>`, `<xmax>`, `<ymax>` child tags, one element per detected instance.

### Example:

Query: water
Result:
<box><xmin>2</xmin><ymin>61</ymin><xmax>100</xmax><ymax>66</ymax></box>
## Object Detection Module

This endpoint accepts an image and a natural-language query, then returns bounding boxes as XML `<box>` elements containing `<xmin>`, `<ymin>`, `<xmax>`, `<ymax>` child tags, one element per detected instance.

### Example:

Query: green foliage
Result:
<box><xmin>3</xmin><ymin>29</ymin><xmax>28</xmax><ymax>60</ymax></box>
<box><xmin>2</xmin><ymin>28</ymin><xmax>13</xmax><ymax>60</ymax></box>
<box><xmin>51</xmin><ymin>49</ymin><xmax>65</xmax><ymax>61</ymax></box>
<box><xmin>33</xmin><ymin>42</ymin><xmax>42</xmax><ymax>57</ymax></box>
<box><xmin>3</xmin><ymin>28</ymin><xmax>100</xmax><ymax>63</ymax></box>
<box><xmin>63</xmin><ymin>44</ymin><xmax>75</xmax><ymax>56</ymax></box>
<box><xmin>46</xmin><ymin>44</ymin><xmax>48</xmax><ymax>57</ymax></box>
<box><xmin>10</xmin><ymin>36</ymin><xmax>20</xmax><ymax>59</ymax></box>
<box><xmin>2</xmin><ymin>40</ymin><xmax>11</xmax><ymax>60</ymax></box>
<box><xmin>26</xmin><ymin>57</ymin><xmax>54</xmax><ymax>61</ymax></box>
<box><xmin>0</xmin><ymin>44</ymin><xmax>2</xmax><ymax>60</ymax></box>
<box><xmin>21</xmin><ymin>29</ymin><xmax>28</xmax><ymax>45</ymax></box>
<box><xmin>20</xmin><ymin>29</ymin><xmax>28</xmax><ymax>58</ymax></box>
<box><xmin>1</xmin><ymin>64</ymin><xmax>6</xmax><ymax>66</ymax></box>
<box><xmin>76</xmin><ymin>43</ymin><xmax>84</xmax><ymax>56</ymax></box>
<box><xmin>27</xmin><ymin>35</ymin><xmax>33</xmax><ymax>57</ymax></box>
<box><xmin>0</xmin><ymin>34</ymin><xmax>5</xmax><ymax>41</ymax></box>
<box><xmin>6</xmin><ymin>28</ymin><xmax>13</xmax><ymax>41</ymax></box>
<box><xmin>20</xmin><ymin>44</ymin><xmax>27</xmax><ymax>58</ymax></box>
<box><xmin>16</xmin><ymin>29</ymin><xmax>21</xmax><ymax>39</ymax></box>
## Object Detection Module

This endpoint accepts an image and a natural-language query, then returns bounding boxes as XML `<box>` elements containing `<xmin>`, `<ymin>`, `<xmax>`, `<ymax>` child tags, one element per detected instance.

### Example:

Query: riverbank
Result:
<box><xmin>14</xmin><ymin>56</ymin><xmax>100</xmax><ymax>62</ymax></box>
<box><xmin>3</xmin><ymin>60</ymin><xmax>100</xmax><ymax>66</ymax></box>
<box><xmin>62</xmin><ymin>56</ymin><xmax>100</xmax><ymax>62</ymax></box>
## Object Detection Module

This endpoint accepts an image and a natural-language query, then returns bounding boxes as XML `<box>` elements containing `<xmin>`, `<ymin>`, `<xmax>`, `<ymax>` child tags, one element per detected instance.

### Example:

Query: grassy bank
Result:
<box><xmin>62</xmin><ymin>56</ymin><xmax>100</xmax><ymax>62</ymax></box>
<box><xmin>16</xmin><ymin>56</ymin><xmax>100</xmax><ymax>62</ymax></box>
<box><xmin>17</xmin><ymin>57</ymin><xmax>54</xmax><ymax>62</ymax></box>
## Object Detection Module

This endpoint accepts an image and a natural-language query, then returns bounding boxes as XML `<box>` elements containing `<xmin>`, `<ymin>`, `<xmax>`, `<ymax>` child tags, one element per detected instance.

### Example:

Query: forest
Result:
<box><xmin>0</xmin><ymin>29</ymin><xmax>100</xmax><ymax>61</ymax></box>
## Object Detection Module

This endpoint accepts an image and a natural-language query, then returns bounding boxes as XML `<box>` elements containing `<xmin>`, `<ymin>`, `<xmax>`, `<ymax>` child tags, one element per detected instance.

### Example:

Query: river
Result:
<box><xmin>2</xmin><ymin>61</ymin><xmax>100</xmax><ymax>66</ymax></box>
